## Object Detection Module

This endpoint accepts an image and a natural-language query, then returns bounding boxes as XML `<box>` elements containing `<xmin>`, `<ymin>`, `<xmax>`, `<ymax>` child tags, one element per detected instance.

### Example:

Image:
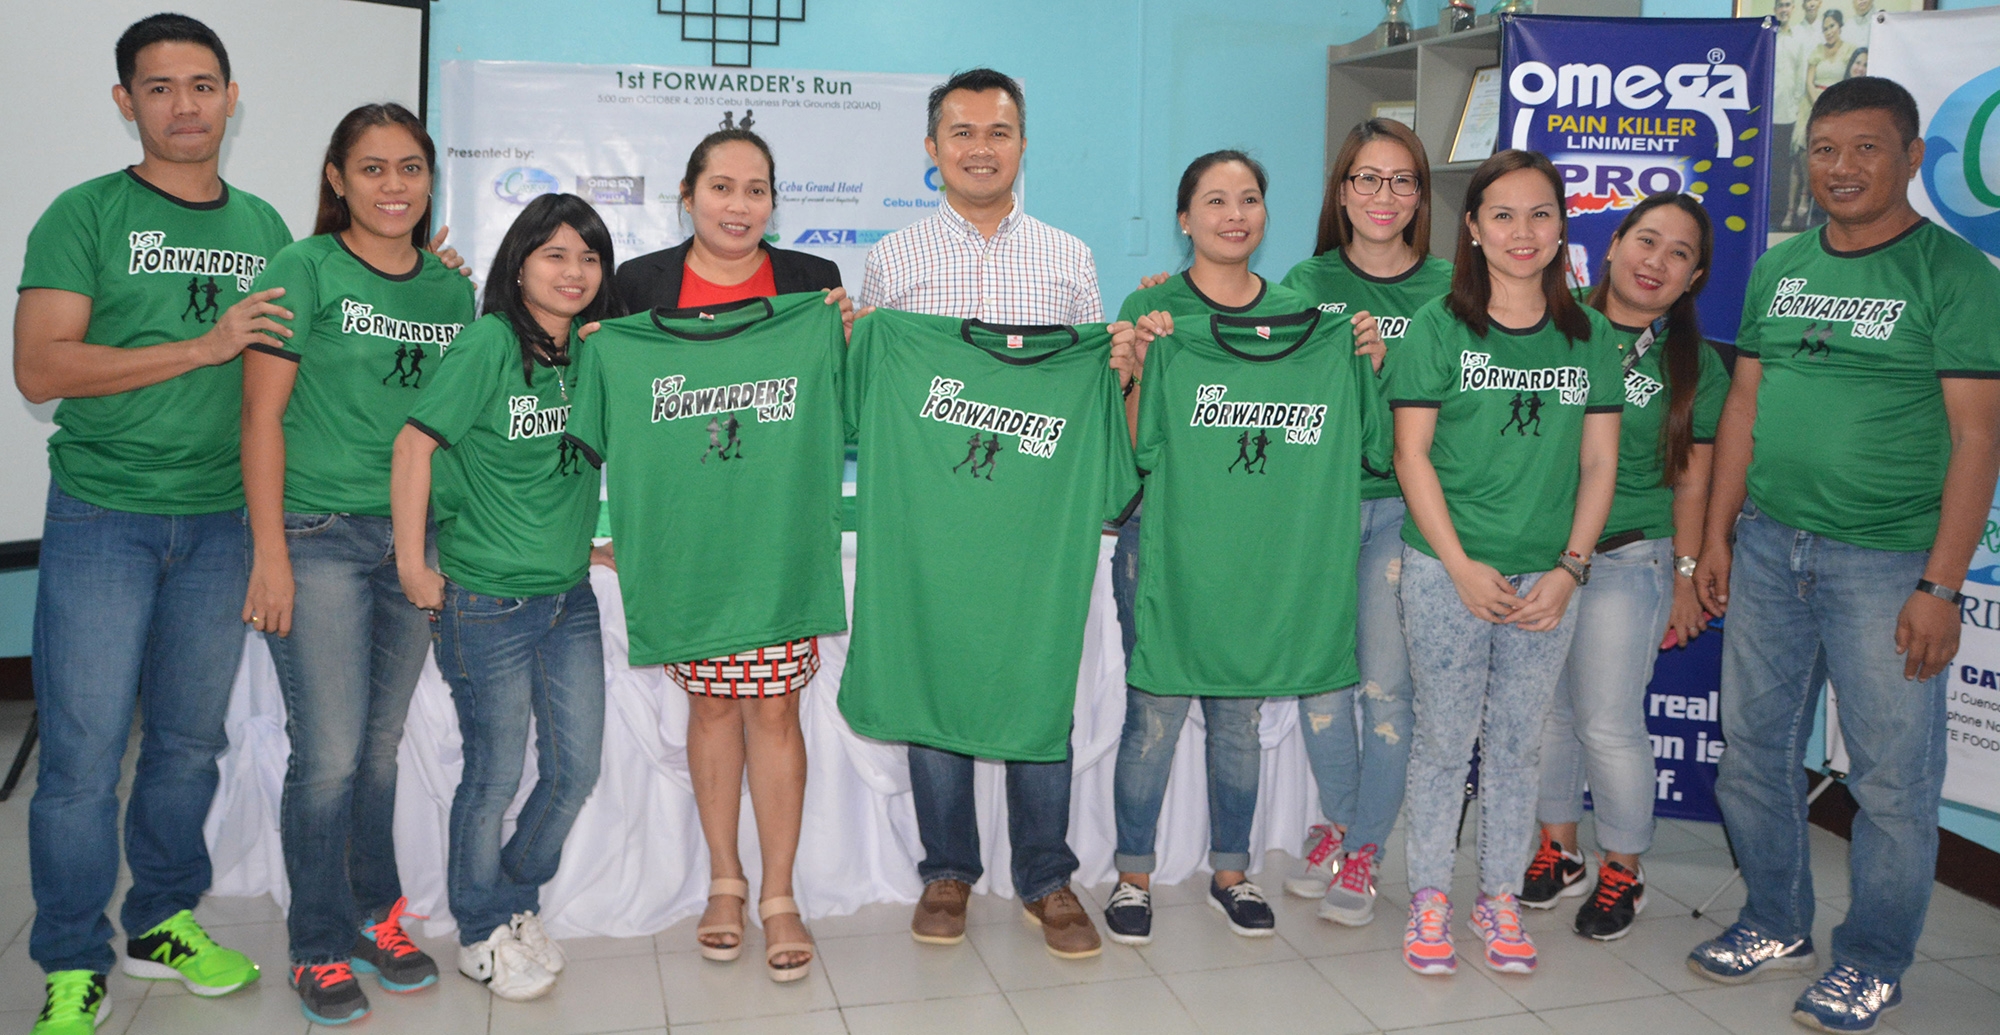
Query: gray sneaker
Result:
<box><xmin>1284</xmin><ymin>824</ymin><xmax>1343</xmax><ymax>899</ymax></box>
<box><xmin>1318</xmin><ymin>844</ymin><xmax>1379</xmax><ymax>926</ymax></box>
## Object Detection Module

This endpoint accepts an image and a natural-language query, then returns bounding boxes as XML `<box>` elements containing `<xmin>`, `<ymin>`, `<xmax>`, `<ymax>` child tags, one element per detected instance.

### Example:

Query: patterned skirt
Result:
<box><xmin>666</xmin><ymin>636</ymin><xmax>820</xmax><ymax>698</ymax></box>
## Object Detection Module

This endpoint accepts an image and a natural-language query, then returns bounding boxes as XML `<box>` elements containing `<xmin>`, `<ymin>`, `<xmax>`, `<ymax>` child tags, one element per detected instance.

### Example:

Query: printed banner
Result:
<box><xmin>1870</xmin><ymin>8</ymin><xmax>2000</xmax><ymax>816</ymax></box>
<box><xmin>436</xmin><ymin>61</ymin><xmax>950</xmax><ymax>293</ymax></box>
<box><xmin>1635</xmin><ymin>621</ymin><xmax>1728</xmax><ymax>823</ymax></box>
<box><xmin>1500</xmin><ymin>16</ymin><xmax>1776</xmax><ymax>344</ymax></box>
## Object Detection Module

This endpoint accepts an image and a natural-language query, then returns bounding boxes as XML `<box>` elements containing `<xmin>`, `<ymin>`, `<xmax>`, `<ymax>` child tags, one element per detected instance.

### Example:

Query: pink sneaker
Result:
<box><xmin>1285</xmin><ymin>824</ymin><xmax>1344</xmax><ymax>899</ymax></box>
<box><xmin>1470</xmin><ymin>893</ymin><xmax>1537</xmax><ymax>973</ymax></box>
<box><xmin>1404</xmin><ymin>889</ymin><xmax>1456</xmax><ymax>975</ymax></box>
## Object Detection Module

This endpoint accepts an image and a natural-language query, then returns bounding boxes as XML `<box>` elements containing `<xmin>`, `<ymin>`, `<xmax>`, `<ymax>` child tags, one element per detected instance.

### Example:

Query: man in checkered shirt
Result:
<box><xmin>859</xmin><ymin>67</ymin><xmax>1123</xmax><ymax>963</ymax></box>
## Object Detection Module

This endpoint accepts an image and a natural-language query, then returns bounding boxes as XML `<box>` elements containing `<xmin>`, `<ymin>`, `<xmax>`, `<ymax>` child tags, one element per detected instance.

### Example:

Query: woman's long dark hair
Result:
<box><xmin>1585</xmin><ymin>192</ymin><xmax>1714</xmax><ymax>486</ymax></box>
<box><xmin>315</xmin><ymin>102</ymin><xmax>435</xmax><ymax>247</ymax></box>
<box><xmin>480</xmin><ymin>193</ymin><xmax>628</xmax><ymax>386</ymax></box>
<box><xmin>1445</xmin><ymin>150</ymin><xmax>1591</xmax><ymax>343</ymax></box>
<box><xmin>1315</xmin><ymin>118</ymin><xmax>1432</xmax><ymax>256</ymax></box>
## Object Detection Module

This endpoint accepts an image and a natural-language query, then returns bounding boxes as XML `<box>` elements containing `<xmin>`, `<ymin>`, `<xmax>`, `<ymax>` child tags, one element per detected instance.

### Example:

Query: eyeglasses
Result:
<box><xmin>1346</xmin><ymin>172</ymin><xmax>1422</xmax><ymax>197</ymax></box>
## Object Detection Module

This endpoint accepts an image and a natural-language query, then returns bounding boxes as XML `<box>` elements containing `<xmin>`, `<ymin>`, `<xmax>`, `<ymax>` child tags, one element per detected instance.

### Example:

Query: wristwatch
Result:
<box><xmin>1675</xmin><ymin>555</ymin><xmax>1698</xmax><ymax>579</ymax></box>
<box><xmin>1916</xmin><ymin>578</ymin><xmax>1966</xmax><ymax>606</ymax></box>
<box><xmin>1557</xmin><ymin>549</ymin><xmax>1591</xmax><ymax>586</ymax></box>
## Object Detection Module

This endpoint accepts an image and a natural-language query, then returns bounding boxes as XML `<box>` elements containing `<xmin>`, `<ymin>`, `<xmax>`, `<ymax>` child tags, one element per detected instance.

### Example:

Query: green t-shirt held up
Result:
<box><xmin>406</xmin><ymin>314</ymin><xmax>598</xmax><ymax>599</ymax></box>
<box><xmin>1738</xmin><ymin>220</ymin><xmax>2000</xmax><ymax>552</ymax></box>
<box><xmin>1387</xmin><ymin>299</ymin><xmax>1625</xmax><ymax>576</ymax></box>
<box><xmin>18</xmin><ymin>169</ymin><xmax>293</xmax><ymax>514</ymax></box>
<box><xmin>1280</xmin><ymin>249</ymin><xmax>1455</xmax><ymax>501</ymax></box>
<box><xmin>248</xmin><ymin>233</ymin><xmax>475</xmax><ymax>515</ymax></box>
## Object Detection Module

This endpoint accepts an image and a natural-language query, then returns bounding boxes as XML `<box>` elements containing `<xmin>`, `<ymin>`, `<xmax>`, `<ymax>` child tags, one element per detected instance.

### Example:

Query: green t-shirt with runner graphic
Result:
<box><xmin>1387</xmin><ymin>299</ymin><xmax>1625</xmax><ymax>576</ymax></box>
<box><xmin>1738</xmin><ymin>220</ymin><xmax>2000</xmax><ymax>552</ymax></box>
<box><xmin>1128</xmin><ymin>309</ymin><xmax>1389</xmax><ymax>697</ymax></box>
<box><xmin>248</xmin><ymin>233</ymin><xmax>474</xmax><ymax>515</ymax></box>
<box><xmin>1594</xmin><ymin>315</ymin><xmax>1730</xmax><ymax>543</ymax></box>
<box><xmin>837</xmin><ymin>310</ymin><xmax>1139</xmax><ymax>762</ymax></box>
<box><xmin>1280</xmin><ymin>250</ymin><xmax>1455</xmax><ymax>500</ymax></box>
<box><xmin>564</xmin><ymin>292</ymin><xmax>848</xmax><ymax>666</ymax></box>
<box><xmin>18</xmin><ymin>169</ymin><xmax>293</xmax><ymax>514</ymax></box>
<box><xmin>406</xmin><ymin>314</ymin><xmax>598</xmax><ymax>599</ymax></box>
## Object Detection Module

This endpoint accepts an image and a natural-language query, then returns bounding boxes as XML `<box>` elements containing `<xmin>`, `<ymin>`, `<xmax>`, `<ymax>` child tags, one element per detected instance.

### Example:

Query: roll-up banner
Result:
<box><xmin>1500</xmin><ymin>15</ymin><xmax>1777</xmax><ymax>344</ymax></box>
<box><xmin>436</xmin><ymin>61</ymin><xmax>949</xmax><ymax>293</ymax></box>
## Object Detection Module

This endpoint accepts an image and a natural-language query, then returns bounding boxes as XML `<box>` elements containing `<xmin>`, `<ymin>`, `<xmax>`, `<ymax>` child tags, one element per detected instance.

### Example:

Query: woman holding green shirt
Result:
<box><xmin>240</xmin><ymin>103</ymin><xmax>475</xmax><ymax>1026</ymax></box>
<box><xmin>1386</xmin><ymin>150</ymin><xmax>1623</xmax><ymax>977</ymax></box>
<box><xmin>1278</xmin><ymin>118</ymin><xmax>1454</xmax><ymax>926</ymax></box>
<box><xmin>1521</xmin><ymin>193</ymin><xmax>1728</xmax><ymax>941</ymax></box>
<box><xmin>391</xmin><ymin>193</ymin><xmax>624</xmax><ymax>1003</ymax></box>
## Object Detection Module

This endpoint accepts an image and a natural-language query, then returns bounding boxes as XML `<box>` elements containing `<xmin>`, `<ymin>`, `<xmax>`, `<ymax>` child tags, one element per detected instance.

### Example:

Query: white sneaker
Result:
<box><xmin>458</xmin><ymin>924</ymin><xmax>556</xmax><ymax>1001</ymax></box>
<box><xmin>1284</xmin><ymin>824</ymin><xmax>1344</xmax><ymax>899</ymax></box>
<box><xmin>510</xmin><ymin>911</ymin><xmax>566</xmax><ymax>975</ymax></box>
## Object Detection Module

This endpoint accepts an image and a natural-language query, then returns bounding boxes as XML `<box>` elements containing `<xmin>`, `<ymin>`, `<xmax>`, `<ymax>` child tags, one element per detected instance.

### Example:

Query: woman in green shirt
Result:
<box><xmin>239</xmin><ymin>103</ymin><xmax>474</xmax><ymax>1026</ymax></box>
<box><xmin>1522</xmin><ymin>193</ymin><xmax>1728</xmax><ymax>940</ymax></box>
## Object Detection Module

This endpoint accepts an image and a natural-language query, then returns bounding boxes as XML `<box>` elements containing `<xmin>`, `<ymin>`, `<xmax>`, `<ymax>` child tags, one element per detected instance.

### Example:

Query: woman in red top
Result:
<box><xmin>610</xmin><ymin>129</ymin><xmax>851</xmax><ymax>983</ymax></box>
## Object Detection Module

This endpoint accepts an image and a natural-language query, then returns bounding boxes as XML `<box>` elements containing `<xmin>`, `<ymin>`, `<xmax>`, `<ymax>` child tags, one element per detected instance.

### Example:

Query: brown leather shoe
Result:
<box><xmin>911</xmin><ymin>879</ymin><xmax>970</xmax><ymax>945</ymax></box>
<box><xmin>1023</xmin><ymin>886</ymin><xmax>1102</xmax><ymax>959</ymax></box>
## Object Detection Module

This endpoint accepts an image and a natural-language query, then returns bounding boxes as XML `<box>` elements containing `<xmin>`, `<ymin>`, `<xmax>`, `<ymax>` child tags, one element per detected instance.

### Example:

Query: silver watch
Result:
<box><xmin>1675</xmin><ymin>555</ymin><xmax>1698</xmax><ymax>578</ymax></box>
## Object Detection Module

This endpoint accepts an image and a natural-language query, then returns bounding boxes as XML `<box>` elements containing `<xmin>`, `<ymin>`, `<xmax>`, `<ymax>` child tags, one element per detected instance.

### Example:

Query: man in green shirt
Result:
<box><xmin>11</xmin><ymin>15</ymin><xmax>286</xmax><ymax>1034</ymax></box>
<box><xmin>1687</xmin><ymin>77</ymin><xmax>2000</xmax><ymax>1034</ymax></box>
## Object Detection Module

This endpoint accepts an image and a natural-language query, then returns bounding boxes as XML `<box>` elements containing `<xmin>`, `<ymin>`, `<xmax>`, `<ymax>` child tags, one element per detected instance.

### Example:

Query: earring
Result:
<box><xmin>1471</xmin><ymin>238</ymin><xmax>1480</xmax><ymax>246</ymax></box>
<box><xmin>1181</xmin><ymin>228</ymin><xmax>1189</xmax><ymax>236</ymax></box>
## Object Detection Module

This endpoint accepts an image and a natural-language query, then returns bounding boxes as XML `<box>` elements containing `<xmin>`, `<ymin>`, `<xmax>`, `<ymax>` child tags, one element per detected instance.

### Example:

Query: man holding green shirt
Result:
<box><xmin>11</xmin><ymin>15</ymin><xmax>288</xmax><ymax>1034</ymax></box>
<box><xmin>1688</xmin><ymin>77</ymin><xmax>2000</xmax><ymax>1034</ymax></box>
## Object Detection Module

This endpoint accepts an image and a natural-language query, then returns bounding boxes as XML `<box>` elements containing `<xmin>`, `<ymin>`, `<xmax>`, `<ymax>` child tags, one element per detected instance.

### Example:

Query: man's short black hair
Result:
<box><xmin>1809</xmin><ymin>75</ymin><xmax>1920</xmax><ymax>147</ymax></box>
<box><xmin>116</xmin><ymin>13</ymin><xmax>231</xmax><ymax>90</ymax></box>
<box><xmin>926</xmin><ymin>68</ymin><xmax>1026</xmax><ymax>141</ymax></box>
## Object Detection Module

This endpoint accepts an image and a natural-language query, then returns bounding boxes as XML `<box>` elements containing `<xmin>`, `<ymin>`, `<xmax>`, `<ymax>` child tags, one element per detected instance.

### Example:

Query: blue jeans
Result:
<box><xmin>1113</xmin><ymin>688</ymin><xmax>1264</xmax><ymax>873</ymax></box>
<box><xmin>1400</xmin><ymin>547</ymin><xmax>1580</xmax><ymax>896</ymax></box>
<box><xmin>267</xmin><ymin>513</ymin><xmax>432</xmax><ymax>964</ymax></box>
<box><xmin>1538</xmin><ymin>536</ymin><xmax>1672</xmax><ymax>854</ymax></box>
<box><xmin>435</xmin><ymin>580</ymin><xmax>605</xmax><ymax>945</ymax></box>
<box><xmin>29</xmin><ymin>482</ymin><xmax>245</xmax><ymax>974</ymax></box>
<box><xmin>1111</xmin><ymin>511</ymin><xmax>1141</xmax><ymax>662</ymax></box>
<box><xmin>1299</xmin><ymin>496</ymin><xmax>1415</xmax><ymax>858</ymax></box>
<box><xmin>1717</xmin><ymin>502</ymin><xmax>1946</xmax><ymax>981</ymax></box>
<box><xmin>908</xmin><ymin>744</ymin><xmax>1078</xmax><ymax>901</ymax></box>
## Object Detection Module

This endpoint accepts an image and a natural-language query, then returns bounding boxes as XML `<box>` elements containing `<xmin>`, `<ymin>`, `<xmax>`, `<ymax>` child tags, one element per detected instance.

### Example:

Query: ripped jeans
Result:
<box><xmin>1112</xmin><ymin>688</ymin><xmax>1264</xmax><ymax>874</ymax></box>
<box><xmin>1298</xmin><ymin>497</ymin><xmax>1415</xmax><ymax>858</ymax></box>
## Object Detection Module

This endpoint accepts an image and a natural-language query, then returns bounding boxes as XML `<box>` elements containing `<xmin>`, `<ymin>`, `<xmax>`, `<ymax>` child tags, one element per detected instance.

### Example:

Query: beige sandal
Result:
<box><xmin>759</xmin><ymin>897</ymin><xmax>815</xmax><ymax>983</ymax></box>
<box><xmin>697</xmin><ymin>878</ymin><xmax>749</xmax><ymax>962</ymax></box>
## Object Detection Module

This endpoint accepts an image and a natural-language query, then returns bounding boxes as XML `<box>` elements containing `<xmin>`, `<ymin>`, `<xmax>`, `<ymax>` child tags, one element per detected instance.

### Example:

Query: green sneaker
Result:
<box><xmin>121</xmin><ymin>909</ymin><xmax>260</xmax><ymax>996</ymax></box>
<box><xmin>31</xmin><ymin>970</ymin><xmax>110</xmax><ymax>1034</ymax></box>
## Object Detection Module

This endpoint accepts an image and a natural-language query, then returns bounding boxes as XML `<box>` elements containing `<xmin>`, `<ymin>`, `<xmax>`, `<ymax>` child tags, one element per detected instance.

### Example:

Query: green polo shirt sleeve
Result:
<box><xmin>249</xmin><ymin>244</ymin><xmax>318</xmax><ymax>358</ymax></box>
<box><xmin>1933</xmin><ymin>250</ymin><xmax>2000</xmax><ymax>376</ymax></box>
<box><xmin>407</xmin><ymin>318</ymin><xmax>506</xmax><ymax>448</ymax></box>
<box><xmin>19</xmin><ymin>188</ymin><xmax>99</xmax><ymax>296</ymax></box>
<box><xmin>1386</xmin><ymin>304</ymin><xmax>1454</xmax><ymax>406</ymax></box>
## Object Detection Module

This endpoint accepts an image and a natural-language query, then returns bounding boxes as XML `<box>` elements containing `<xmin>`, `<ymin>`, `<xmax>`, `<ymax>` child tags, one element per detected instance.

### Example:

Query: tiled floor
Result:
<box><xmin>0</xmin><ymin>700</ymin><xmax>1996</xmax><ymax>1034</ymax></box>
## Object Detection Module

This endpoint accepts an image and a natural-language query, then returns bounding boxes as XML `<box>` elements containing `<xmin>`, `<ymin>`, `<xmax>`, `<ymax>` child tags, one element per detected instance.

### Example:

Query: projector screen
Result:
<box><xmin>0</xmin><ymin>0</ymin><xmax>425</xmax><ymax>546</ymax></box>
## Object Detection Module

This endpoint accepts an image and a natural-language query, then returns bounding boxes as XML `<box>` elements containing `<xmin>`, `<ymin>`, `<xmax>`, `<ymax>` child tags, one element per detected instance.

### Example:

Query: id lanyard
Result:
<box><xmin>1622</xmin><ymin>316</ymin><xmax>1668</xmax><ymax>376</ymax></box>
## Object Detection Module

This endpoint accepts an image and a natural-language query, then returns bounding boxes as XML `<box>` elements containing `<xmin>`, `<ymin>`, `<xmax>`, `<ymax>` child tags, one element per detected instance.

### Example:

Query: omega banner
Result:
<box><xmin>436</xmin><ymin>61</ymin><xmax>950</xmax><ymax>292</ymax></box>
<box><xmin>1500</xmin><ymin>15</ymin><xmax>1776</xmax><ymax>344</ymax></box>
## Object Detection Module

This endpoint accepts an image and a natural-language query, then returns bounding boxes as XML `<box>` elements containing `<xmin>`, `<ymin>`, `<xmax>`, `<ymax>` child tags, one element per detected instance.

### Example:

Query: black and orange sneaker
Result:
<box><xmin>352</xmin><ymin>896</ymin><xmax>438</xmax><ymax>992</ymax></box>
<box><xmin>1519</xmin><ymin>831</ymin><xmax>1586</xmax><ymax>909</ymax></box>
<box><xmin>290</xmin><ymin>961</ymin><xmax>369</xmax><ymax>1026</ymax></box>
<box><xmin>1573</xmin><ymin>859</ymin><xmax>1647</xmax><ymax>941</ymax></box>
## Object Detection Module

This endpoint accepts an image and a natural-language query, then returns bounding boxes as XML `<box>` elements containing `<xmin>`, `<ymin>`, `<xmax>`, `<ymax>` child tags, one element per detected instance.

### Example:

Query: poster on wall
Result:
<box><xmin>1500</xmin><ymin>15</ymin><xmax>1775</xmax><ymax>344</ymax></box>
<box><xmin>1870</xmin><ymin>6</ymin><xmax>2000</xmax><ymax>815</ymax></box>
<box><xmin>436</xmin><ymin>61</ymin><xmax>949</xmax><ymax>292</ymax></box>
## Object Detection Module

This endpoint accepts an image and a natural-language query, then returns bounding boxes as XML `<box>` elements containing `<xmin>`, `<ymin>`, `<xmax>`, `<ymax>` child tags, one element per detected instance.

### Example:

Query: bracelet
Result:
<box><xmin>1122</xmin><ymin>375</ymin><xmax>1140</xmax><ymax>398</ymax></box>
<box><xmin>1916</xmin><ymin>578</ymin><xmax>1966</xmax><ymax>606</ymax></box>
<box><xmin>1556</xmin><ymin>552</ymin><xmax>1591</xmax><ymax>587</ymax></box>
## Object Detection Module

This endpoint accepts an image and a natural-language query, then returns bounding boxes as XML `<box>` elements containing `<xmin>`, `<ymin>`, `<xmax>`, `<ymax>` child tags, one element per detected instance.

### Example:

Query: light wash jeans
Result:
<box><xmin>1112</xmin><ymin>688</ymin><xmax>1265</xmax><ymax>874</ymax></box>
<box><xmin>436</xmin><ymin>580</ymin><xmax>605</xmax><ymax>944</ymax></box>
<box><xmin>29</xmin><ymin>482</ymin><xmax>245</xmax><ymax>974</ymax></box>
<box><xmin>1717</xmin><ymin>501</ymin><xmax>1946</xmax><ymax>981</ymax></box>
<box><xmin>1400</xmin><ymin>547</ymin><xmax>1581</xmax><ymax>896</ymax></box>
<box><xmin>1537</xmin><ymin>536</ymin><xmax>1672</xmax><ymax>855</ymax></box>
<box><xmin>1299</xmin><ymin>496</ymin><xmax>1415</xmax><ymax>858</ymax></box>
<box><xmin>267</xmin><ymin>513</ymin><xmax>433</xmax><ymax>964</ymax></box>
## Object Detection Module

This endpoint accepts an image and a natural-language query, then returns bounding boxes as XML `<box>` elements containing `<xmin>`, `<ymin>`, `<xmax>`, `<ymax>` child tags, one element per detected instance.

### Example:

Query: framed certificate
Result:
<box><xmin>1371</xmin><ymin>100</ymin><xmax>1417</xmax><ymax>128</ymax></box>
<box><xmin>1449</xmin><ymin>65</ymin><xmax>1503</xmax><ymax>165</ymax></box>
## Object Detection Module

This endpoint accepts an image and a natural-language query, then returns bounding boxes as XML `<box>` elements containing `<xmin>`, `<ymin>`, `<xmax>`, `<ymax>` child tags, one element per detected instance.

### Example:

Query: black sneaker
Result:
<box><xmin>1573</xmin><ymin>860</ymin><xmax>1647</xmax><ymax>940</ymax></box>
<box><xmin>1520</xmin><ymin>831</ymin><xmax>1586</xmax><ymax>909</ymax></box>
<box><xmin>1208</xmin><ymin>880</ymin><xmax>1275</xmax><ymax>938</ymax></box>
<box><xmin>352</xmin><ymin>897</ymin><xmax>438</xmax><ymax>992</ymax></box>
<box><xmin>1103</xmin><ymin>882</ymin><xmax>1153</xmax><ymax>946</ymax></box>
<box><xmin>290</xmin><ymin>962</ymin><xmax>369</xmax><ymax>1026</ymax></box>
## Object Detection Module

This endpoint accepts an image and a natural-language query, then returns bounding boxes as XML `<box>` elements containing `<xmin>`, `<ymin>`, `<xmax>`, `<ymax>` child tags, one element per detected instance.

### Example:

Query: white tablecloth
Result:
<box><xmin>202</xmin><ymin>534</ymin><xmax>1327</xmax><ymax>940</ymax></box>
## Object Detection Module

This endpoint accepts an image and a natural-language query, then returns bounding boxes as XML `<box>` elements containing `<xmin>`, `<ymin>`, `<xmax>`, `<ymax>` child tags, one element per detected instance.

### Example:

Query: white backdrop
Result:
<box><xmin>203</xmin><ymin>536</ymin><xmax>1328</xmax><ymax>939</ymax></box>
<box><xmin>436</xmin><ymin>61</ymin><xmax>952</xmax><ymax>294</ymax></box>
<box><xmin>0</xmin><ymin>0</ymin><xmax>424</xmax><ymax>545</ymax></box>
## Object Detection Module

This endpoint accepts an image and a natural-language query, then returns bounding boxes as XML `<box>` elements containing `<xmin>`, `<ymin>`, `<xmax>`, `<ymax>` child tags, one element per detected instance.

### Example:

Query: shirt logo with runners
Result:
<box><xmin>1189</xmin><ymin>384</ymin><xmax>1327</xmax><ymax>475</ymax></box>
<box><xmin>338</xmin><ymin>299</ymin><xmax>463</xmax><ymax>388</ymax></box>
<box><xmin>1624</xmin><ymin>369</ymin><xmax>1664</xmax><ymax>408</ymax></box>
<box><xmin>919</xmin><ymin>377</ymin><xmax>1067</xmax><ymax>463</ymax></box>
<box><xmin>508</xmin><ymin>394</ymin><xmax>568</xmax><ymax>440</ymax></box>
<box><xmin>1766</xmin><ymin>277</ymin><xmax>1907</xmax><ymax>343</ymax></box>
<box><xmin>1460</xmin><ymin>351</ymin><xmax>1591</xmax><ymax>406</ymax></box>
<box><xmin>127</xmin><ymin>230</ymin><xmax>267</xmax><ymax>291</ymax></box>
<box><xmin>651</xmin><ymin>374</ymin><xmax>799</xmax><ymax>424</ymax></box>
